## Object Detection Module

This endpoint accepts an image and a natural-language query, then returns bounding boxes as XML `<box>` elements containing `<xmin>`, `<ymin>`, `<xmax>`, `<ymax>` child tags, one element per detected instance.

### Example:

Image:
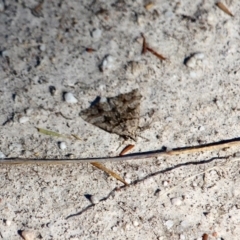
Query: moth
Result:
<box><xmin>80</xmin><ymin>89</ymin><xmax>142</xmax><ymax>140</ymax></box>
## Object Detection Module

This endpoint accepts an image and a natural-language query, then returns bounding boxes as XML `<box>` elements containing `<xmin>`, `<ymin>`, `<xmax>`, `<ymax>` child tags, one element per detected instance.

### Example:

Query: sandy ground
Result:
<box><xmin>1</xmin><ymin>0</ymin><xmax>240</xmax><ymax>239</ymax></box>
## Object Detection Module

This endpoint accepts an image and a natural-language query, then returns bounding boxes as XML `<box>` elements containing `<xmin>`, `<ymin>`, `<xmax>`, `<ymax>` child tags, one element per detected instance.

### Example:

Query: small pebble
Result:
<box><xmin>192</xmin><ymin>181</ymin><xmax>198</xmax><ymax>187</ymax></box>
<box><xmin>5</xmin><ymin>220</ymin><xmax>11</xmax><ymax>226</ymax></box>
<box><xmin>124</xmin><ymin>178</ymin><xmax>131</xmax><ymax>184</ymax></box>
<box><xmin>25</xmin><ymin>108</ymin><xmax>33</xmax><ymax>116</ymax></box>
<box><xmin>186</xmin><ymin>56</ymin><xmax>196</xmax><ymax>68</ymax></box>
<box><xmin>91</xmin><ymin>28</ymin><xmax>102</xmax><ymax>39</ymax></box>
<box><xmin>59</xmin><ymin>142</ymin><xmax>67</xmax><ymax>150</ymax></box>
<box><xmin>19</xmin><ymin>116</ymin><xmax>29</xmax><ymax>124</ymax></box>
<box><xmin>64</xmin><ymin>92</ymin><xmax>78</xmax><ymax>103</ymax></box>
<box><xmin>90</xmin><ymin>195</ymin><xmax>99</xmax><ymax>204</ymax></box>
<box><xmin>0</xmin><ymin>152</ymin><xmax>6</xmax><ymax>159</ymax></box>
<box><xmin>163</xmin><ymin>181</ymin><xmax>168</xmax><ymax>187</ymax></box>
<box><xmin>112</xmin><ymin>226</ymin><xmax>118</xmax><ymax>232</ymax></box>
<box><xmin>189</xmin><ymin>71</ymin><xmax>197</xmax><ymax>78</ymax></box>
<box><xmin>194</xmin><ymin>52</ymin><xmax>205</xmax><ymax>60</ymax></box>
<box><xmin>20</xmin><ymin>230</ymin><xmax>35</xmax><ymax>240</ymax></box>
<box><xmin>179</xmin><ymin>234</ymin><xmax>185</xmax><ymax>240</ymax></box>
<box><xmin>180</xmin><ymin>220</ymin><xmax>189</xmax><ymax>228</ymax></box>
<box><xmin>39</xmin><ymin>44</ymin><xmax>46</xmax><ymax>52</ymax></box>
<box><xmin>164</xmin><ymin>220</ymin><xmax>174</xmax><ymax>229</ymax></box>
<box><xmin>133</xmin><ymin>221</ymin><xmax>139</xmax><ymax>227</ymax></box>
<box><xmin>171</xmin><ymin>197</ymin><xmax>182</xmax><ymax>206</ymax></box>
<box><xmin>99</xmin><ymin>55</ymin><xmax>114</xmax><ymax>72</ymax></box>
<box><xmin>1</xmin><ymin>50</ymin><xmax>8</xmax><ymax>57</ymax></box>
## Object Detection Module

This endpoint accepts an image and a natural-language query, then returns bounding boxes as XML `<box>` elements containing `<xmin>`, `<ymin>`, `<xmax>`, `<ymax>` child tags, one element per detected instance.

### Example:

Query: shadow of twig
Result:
<box><xmin>65</xmin><ymin>155</ymin><xmax>228</xmax><ymax>219</ymax></box>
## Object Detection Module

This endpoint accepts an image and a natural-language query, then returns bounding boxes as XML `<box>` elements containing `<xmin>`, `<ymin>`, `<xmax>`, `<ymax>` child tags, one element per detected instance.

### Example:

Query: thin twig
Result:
<box><xmin>1</xmin><ymin>138</ymin><xmax>240</xmax><ymax>165</ymax></box>
<box><xmin>146</xmin><ymin>46</ymin><xmax>166</xmax><ymax>60</ymax></box>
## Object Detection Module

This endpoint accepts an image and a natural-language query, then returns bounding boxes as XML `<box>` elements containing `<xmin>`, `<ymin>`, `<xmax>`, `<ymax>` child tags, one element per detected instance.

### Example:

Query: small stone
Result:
<box><xmin>180</xmin><ymin>234</ymin><xmax>185</xmax><ymax>240</ymax></box>
<box><xmin>90</xmin><ymin>195</ymin><xmax>99</xmax><ymax>204</ymax></box>
<box><xmin>91</xmin><ymin>28</ymin><xmax>102</xmax><ymax>39</ymax></box>
<box><xmin>5</xmin><ymin>220</ymin><xmax>11</xmax><ymax>226</ymax></box>
<box><xmin>20</xmin><ymin>230</ymin><xmax>35</xmax><ymax>240</ymax></box>
<box><xmin>189</xmin><ymin>71</ymin><xmax>197</xmax><ymax>78</ymax></box>
<box><xmin>124</xmin><ymin>178</ymin><xmax>131</xmax><ymax>184</ymax></box>
<box><xmin>99</xmin><ymin>55</ymin><xmax>114</xmax><ymax>72</ymax></box>
<box><xmin>164</xmin><ymin>220</ymin><xmax>174</xmax><ymax>229</ymax></box>
<box><xmin>194</xmin><ymin>52</ymin><xmax>205</xmax><ymax>60</ymax></box>
<box><xmin>0</xmin><ymin>152</ymin><xmax>6</xmax><ymax>159</ymax></box>
<box><xmin>19</xmin><ymin>116</ymin><xmax>29</xmax><ymax>123</ymax></box>
<box><xmin>192</xmin><ymin>181</ymin><xmax>198</xmax><ymax>187</ymax></box>
<box><xmin>186</xmin><ymin>57</ymin><xmax>196</xmax><ymax>68</ymax></box>
<box><xmin>25</xmin><ymin>108</ymin><xmax>33</xmax><ymax>116</ymax></box>
<box><xmin>112</xmin><ymin>226</ymin><xmax>118</xmax><ymax>232</ymax></box>
<box><xmin>163</xmin><ymin>181</ymin><xmax>168</xmax><ymax>187</ymax></box>
<box><xmin>39</xmin><ymin>44</ymin><xmax>46</xmax><ymax>52</ymax></box>
<box><xmin>133</xmin><ymin>221</ymin><xmax>139</xmax><ymax>227</ymax></box>
<box><xmin>64</xmin><ymin>92</ymin><xmax>78</xmax><ymax>103</ymax></box>
<box><xmin>180</xmin><ymin>220</ymin><xmax>189</xmax><ymax>228</ymax></box>
<box><xmin>171</xmin><ymin>197</ymin><xmax>182</xmax><ymax>206</ymax></box>
<box><xmin>1</xmin><ymin>50</ymin><xmax>8</xmax><ymax>57</ymax></box>
<box><xmin>59</xmin><ymin>142</ymin><xmax>67</xmax><ymax>150</ymax></box>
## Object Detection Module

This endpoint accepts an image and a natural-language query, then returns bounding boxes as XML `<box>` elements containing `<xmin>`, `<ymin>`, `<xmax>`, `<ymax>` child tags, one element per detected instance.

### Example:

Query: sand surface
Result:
<box><xmin>1</xmin><ymin>0</ymin><xmax>240</xmax><ymax>239</ymax></box>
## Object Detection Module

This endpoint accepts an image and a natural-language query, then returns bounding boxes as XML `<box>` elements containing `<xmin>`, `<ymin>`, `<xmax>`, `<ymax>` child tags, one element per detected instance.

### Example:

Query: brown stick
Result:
<box><xmin>146</xmin><ymin>47</ymin><xmax>166</xmax><ymax>60</ymax></box>
<box><xmin>141</xmin><ymin>33</ymin><xmax>147</xmax><ymax>54</ymax></box>
<box><xmin>1</xmin><ymin>138</ymin><xmax>240</xmax><ymax>165</ymax></box>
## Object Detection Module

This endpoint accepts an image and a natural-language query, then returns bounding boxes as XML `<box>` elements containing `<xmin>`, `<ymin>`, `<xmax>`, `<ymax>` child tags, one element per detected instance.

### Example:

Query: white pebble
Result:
<box><xmin>180</xmin><ymin>234</ymin><xmax>185</xmax><ymax>240</ymax></box>
<box><xmin>112</xmin><ymin>226</ymin><xmax>118</xmax><ymax>232</ymax></box>
<box><xmin>100</xmin><ymin>55</ymin><xmax>114</xmax><ymax>72</ymax></box>
<box><xmin>5</xmin><ymin>220</ymin><xmax>11</xmax><ymax>226</ymax></box>
<box><xmin>189</xmin><ymin>71</ymin><xmax>197</xmax><ymax>78</ymax></box>
<box><xmin>39</xmin><ymin>44</ymin><xmax>46</xmax><ymax>52</ymax></box>
<box><xmin>171</xmin><ymin>197</ymin><xmax>182</xmax><ymax>206</ymax></box>
<box><xmin>59</xmin><ymin>142</ymin><xmax>67</xmax><ymax>150</ymax></box>
<box><xmin>194</xmin><ymin>52</ymin><xmax>205</xmax><ymax>60</ymax></box>
<box><xmin>207</xmin><ymin>13</ymin><xmax>216</xmax><ymax>25</ymax></box>
<box><xmin>180</xmin><ymin>220</ymin><xmax>189</xmax><ymax>228</ymax></box>
<box><xmin>90</xmin><ymin>195</ymin><xmax>99</xmax><ymax>204</ymax></box>
<box><xmin>164</xmin><ymin>220</ymin><xmax>174</xmax><ymax>229</ymax></box>
<box><xmin>91</xmin><ymin>28</ymin><xmax>102</xmax><ymax>39</ymax></box>
<box><xmin>25</xmin><ymin>108</ymin><xmax>33</xmax><ymax>116</ymax></box>
<box><xmin>133</xmin><ymin>221</ymin><xmax>139</xmax><ymax>227</ymax></box>
<box><xmin>163</xmin><ymin>181</ymin><xmax>168</xmax><ymax>187</ymax></box>
<box><xmin>186</xmin><ymin>57</ymin><xmax>196</xmax><ymax>68</ymax></box>
<box><xmin>21</xmin><ymin>230</ymin><xmax>35</xmax><ymax>240</ymax></box>
<box><xmin>124</xmin><ymin>178</ymin><xmax>131</xmax><ymax>184</ymax></box>
<box><xmin>1</xmin><ymin>50</ymin><xmax>8</xmax><ymax>57</ymax></box>
<box><xmin>64</xmin><ymin>92</ymin><xmax>78</xmax><ymax>103</ymax></box>
<box><xmin>192</xmin><ymin>181</ymin><xmax>198</xmax><ymax>187</ymax></box>
<box><xmin>19</xmin><ymin>116</ymin><xmax>29</xmax><ymax>123</ymax></box>
<box><xmin>0</xmin><ymin>152</ymin><xmax>6</xmax><ymax>159</ymax></box>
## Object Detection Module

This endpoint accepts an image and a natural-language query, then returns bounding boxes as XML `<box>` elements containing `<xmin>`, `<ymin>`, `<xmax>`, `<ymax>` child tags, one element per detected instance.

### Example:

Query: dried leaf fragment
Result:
<box><xmin>91</xmin><ymin>162</ymin><xmax>129</xmax><ymax>185</ymax></box>
<box><xmin>119</xmin><ymin>144</ymin><xmax>135</xmax><ymax>156</ymax></box>
<box><xmin>37</xmin><ymin>127</ymin><xmax>69</xmax><ymax>139</ymax></box>
<box><xmin>216</xmin><ymin>2</ymin><xmax>233</xmax><ymax>17</ymax></box>
<box><xmin>71</xmin><ymin>134</ymin><xmax>82</xmax><ymax>141</ymax></box>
